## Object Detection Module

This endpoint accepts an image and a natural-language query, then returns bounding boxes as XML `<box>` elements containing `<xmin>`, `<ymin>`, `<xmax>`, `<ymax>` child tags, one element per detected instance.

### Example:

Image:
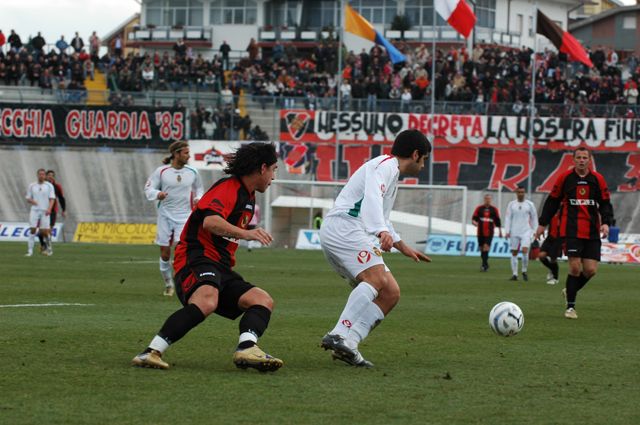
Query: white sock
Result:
<box><xmin>44</xmin><ymin>236</ymin><xmax>52</xmax><ymax>252</ymax></box>
<box><xmin>238</xmin><ymin>331</ymin><xmax>258</xmax><ymax>346</ymax></box>
<box><xmin>149</xmin><ymin>335</ymin><xmax>170</xmax><ymax>353</ymax></box>
<box><xmin>159</xmin><ymin>257</ymin><xmax>173</xmax><ymax>287</ymax></box>
<box><xmin>510</xmin><ymin>256</ymin><xmax>518</xmax><ymax>276</ymax></box>
<box><xmin>330</xmin><ymin>282</ymin><xmax>378</xmax><ymax>338</ymax></box>
<box><xmin>348</xmin><ymin>302</ymin><xmax>385</xmax><ymax>345</ymax></box>
<box><xmin>28</xmin><ymin>233</ymin><xmax>35</xmax><ymax>253</ymax></box>
<box><xmin>522</xmin><ymin>255</ymin><xmax>529</xmax><ymax>272</ymax></box>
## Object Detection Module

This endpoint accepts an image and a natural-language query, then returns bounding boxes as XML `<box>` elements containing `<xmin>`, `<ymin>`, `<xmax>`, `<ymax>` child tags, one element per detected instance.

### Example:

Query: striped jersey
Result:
<box><xmin>173</xmin><ymin>176</ymin><xmax>254</xmax><ymax>272</ymax></box>
<box><xmin>326</xmin><ymin>154</ymin><xmax>401</xmax><ymax>242</ymax></box>
<box><xmin>144</xmin><ymin>164</ymin><xmax>204</xmax><ymax>222</ymax></box>
<box><xmin>26</xmin><ymin>181</ymin><xmax>56</xmax><ymax>211</ymax></box>
<box><xmin>472</xmin><ymin>204</ymin><xmax>501</xmax><ymax>237</ymax></box>
<box><xmin>540</xmin><ymin>169</ymin><xmax>613</xmax><ymax>240</ymax></box>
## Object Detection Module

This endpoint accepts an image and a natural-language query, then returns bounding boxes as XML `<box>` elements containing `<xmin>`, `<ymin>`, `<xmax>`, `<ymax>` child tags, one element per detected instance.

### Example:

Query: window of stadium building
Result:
<box><xmin>210</xmin><ymin>0</ymin><xmax>257</xmax><ymax>25</ymax></box>
<box><xmin>146</xmin><ymin>0</ymin><xmax>204</xmax><ymax>27</ymax></box>
<box><xmin>305</xmin><ymin>1</ymin><xmax>341</xmax><ymax>28</ymax></box>
<box><xmin>475</xmin><ymin>0</ymin><xmax>496</xmax><ymax>28</ymax></box>
<box><xmin>404</xmin><ymin>0</ymin><xmax>444</xmax><ymax>27</ymax></box>
<box><xmin>349</xmin><ymin>0</ymin><xmax>398</xmax><ymax>25</ymax></box>
<box><xmin>265</xmin><ymin>0</ymin><xmax>299</xmax><ymax>28</ymax></box>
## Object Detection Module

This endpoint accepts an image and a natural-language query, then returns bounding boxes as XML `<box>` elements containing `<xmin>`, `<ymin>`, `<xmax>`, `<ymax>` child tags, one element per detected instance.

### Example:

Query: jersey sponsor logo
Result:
<box><xmin>569</xmin><ymin>199</ymin><xmax>595</xmax><ymax>205</ymax></box>
<box><xmin>199</xmin><ymin>272</ymin><xmax>216</xmax><ymax>278</ymax></box>
<box><xmin>341</xmin><ymin>319</ymin><xmax>353</xmax><ymax>328</ymax></box>
<box><xmin>245</xmin><ymin>204</ymin><xmax>253</xmax><ymax>211</ymax></box>
<box><xmin>357</xmin><ymin>250</ymin><xmax>371</xmax><ymax>264</ymax></box>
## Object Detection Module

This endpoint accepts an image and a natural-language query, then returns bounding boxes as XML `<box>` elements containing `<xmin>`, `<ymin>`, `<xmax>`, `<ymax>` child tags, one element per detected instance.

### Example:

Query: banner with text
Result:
<box><xmin>0</xmin><ymin>103</ymin><xmax>185</xmax><ymax>147</ymax></box>
<box><xmin>73</xmin><ymin>222</ymin><xmax>156</xmax><ymax>244</ymax></box>
<box><xmin>280</xmin><ymin>110</ymin><xmax>640</xmax><ymax>151</ymax></box>
<box><xmin>0</xmin><ymin>222</ymin><xmax>63</xmax><ymax>242</ymax></box>
<box><xmin>188</xmin><ymin>140</ymin><xmax>243</xmax><ymax>170</ymax></box>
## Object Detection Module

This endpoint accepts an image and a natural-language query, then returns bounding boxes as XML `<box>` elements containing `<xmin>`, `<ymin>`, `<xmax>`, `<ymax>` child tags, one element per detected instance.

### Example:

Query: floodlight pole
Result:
<box><xmin>427</xmin><ymin>5</ymin><xmax>436</xmax><ymax>241</ymax></box>
<box><xmin>334</xmin><ymin>0</ymin><xmax>346</xmax><ymax>183</ymax></box>
<box><xmin>527</xmin><ymin>4</ymin><xmax>538</xmax><ymax>196</ymax></box>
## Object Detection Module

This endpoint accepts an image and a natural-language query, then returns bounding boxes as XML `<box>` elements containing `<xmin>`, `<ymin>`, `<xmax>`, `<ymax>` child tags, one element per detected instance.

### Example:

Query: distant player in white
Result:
<box><xmin>504</xmin><ymin>186</ymin><xmax>538</xmax><ymax>281</ymax></box>
<box><xmin>25</xmin><ymin>168</ymin><xmax>56</xmax><ymax>257</ymax></box>
<box><xmin>320</xmin><ymin>130</ymin><xmax>432</xmax><ymax>367</ymax></box>
<box><xmin>145</xmin><ymin>141</ymin><xmax>204</xmax><ymax>296</ymax></box>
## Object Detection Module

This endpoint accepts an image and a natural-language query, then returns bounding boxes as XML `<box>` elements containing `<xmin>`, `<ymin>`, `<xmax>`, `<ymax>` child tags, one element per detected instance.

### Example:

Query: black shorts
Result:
<box><xmin>540</xmin><ymin>236</ymin><xmax>563</xmax><ymax>259</ymax></box>
<box><xmin>477</xmin><ymin>236</ymin><xmax>493</xmax><ymax>247</ymax></box>
<box><xmin>565</xmin><ymin>238</ymin><xmax>601</xmax><ymax>261</ymax></box>
<box><xmin>174</xmin><ymin>261</ymin><xmax>255</xmax><ymax>320</ymax></box>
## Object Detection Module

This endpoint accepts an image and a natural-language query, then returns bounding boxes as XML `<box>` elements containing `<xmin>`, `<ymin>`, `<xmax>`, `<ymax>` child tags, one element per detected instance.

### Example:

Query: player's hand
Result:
<box><xmin>245</xmin><ymin>227</ymin><xmax>273</xmax><ymax>246</ymax></box>
<box><xmin>378</xmin><ymin>231</ymin><xmax>393</xmax><ymax>252</ymax></box>
<box><xmin>157</xmin><ymin>192</ymin><xmax>168</xmax><ymax>200</ymax></box>
<box><xmin>600</xmin><ymin>224</ymin><xmax>609</xmax><ymax>238</ymax></box>
<box><xmin>534</xmin><ymin>225</ymin><xmax>546</xmax><ymax>240</ymax></box>
<box><xmin>28</xmin><ymin>199</ymin><xmax>37</xmax><ymax>206</ymax></box>
<box><xmin>45</xmin><ymin>209</ymin><xmax>51</xmax><ymax>216</ymax></box>
<box><xmin>61</xmin><ymin>210</ymin><xmax>66</xmax><ymax>218</ymax></box>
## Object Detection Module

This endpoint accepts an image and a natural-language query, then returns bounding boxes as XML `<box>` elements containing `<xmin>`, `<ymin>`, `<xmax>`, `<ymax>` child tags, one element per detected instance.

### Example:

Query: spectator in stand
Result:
<box><xmin>39</xmin><ymin>68</ymin><xmax>53</xmax><ymax>92</ymax></box>
<box><xmin>113</xmin><ymin>35</ymin><xmax>123</xmax><ymax>58</ymax></box>
<box><xmin>89</xmin><ymin>31</ymin><xmax>100</xmax><ymax>61</ymax></box>
<box><xmin>31</xmin><ymin>32</ymin><xmax>45</xmax><ymax>60</ymax></box>
<box><xmin>83</xmin><ymin>59</ymin><xmax>94</xmax><ymax>81</ymax></box>
<box><xmin>173</xmin><ymin>38</ymin><xmax>187</xmax><ymax>59</ymax></box>
<box><xmin>220</xmin><ymin>40</ymin><xmax>231</xmax><ymax>70</ymax></box>
<box><xmin>56</xmin><ymin>35</ymin><xmax>69</xmax><ymax>54</ymax></box>
<box><xmin>247</xmin><ymin>38</ymin><xmax>259</xmax><ymax>62</ymax></box>
<box><xmin>8</xmin><ymin>30</ymin><xmax>22</xmax><ymax>52</ymax></box>
<box><xmin>400</xmin><ymin>87</ymin><xmax>412</xmax><ymax>112</ymax></box>
<box><xmin>71</xmin><ymin>32</ymin><xmax>84</xmax><ymax>53</ymax></box>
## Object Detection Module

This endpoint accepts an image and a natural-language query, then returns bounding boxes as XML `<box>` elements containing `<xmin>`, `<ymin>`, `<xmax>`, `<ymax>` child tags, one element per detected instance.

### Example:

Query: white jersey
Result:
<box><xmin>504</xmin><ymin>199</ymin><xmax>538</xmax><ymax>235</ymax></box>
<box><xmin>26</xmin><ymin>181</ymin><xmax>56</xmax><ymax>211</ymax></box>
<box><xmin>326</xmin><ymin>155</ymin><xmax>401</xmax><ymax>242</ymax></box>
<box><xmin>145</xmin><ymin>165</ymin><xmax>204</xmax><ymax>222</ymax></box>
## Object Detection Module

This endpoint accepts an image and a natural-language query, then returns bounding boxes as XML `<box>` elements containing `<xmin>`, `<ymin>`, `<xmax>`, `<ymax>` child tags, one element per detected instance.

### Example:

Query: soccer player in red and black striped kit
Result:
<box><xmin>536</xmin><ymin>147</ymin><xmax>614</xmax><ymax>319</ymax></box>
<box><xmin>132</xmin><ymin>142</ymin><xmax>283</xmax><ymax>371</ymax></box>
<box><xmin>472</xmin><ymin>194</ymin><xmax>502</xmax><ymax>272</ymax></box>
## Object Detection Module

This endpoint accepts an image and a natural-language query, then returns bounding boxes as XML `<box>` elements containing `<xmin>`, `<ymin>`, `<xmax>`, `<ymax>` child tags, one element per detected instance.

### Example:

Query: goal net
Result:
<box><xmin>262</xmin><ymin>179</ymin><xmax>468</xmax><ymax>253</ymax></box>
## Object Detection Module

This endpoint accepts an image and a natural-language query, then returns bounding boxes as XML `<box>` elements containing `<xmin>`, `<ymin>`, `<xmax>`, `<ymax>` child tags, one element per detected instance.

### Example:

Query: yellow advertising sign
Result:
<box><xmin>73</xmin><ymin>222</ymin><xmax>157</xmax><ymax>244</ymax></box>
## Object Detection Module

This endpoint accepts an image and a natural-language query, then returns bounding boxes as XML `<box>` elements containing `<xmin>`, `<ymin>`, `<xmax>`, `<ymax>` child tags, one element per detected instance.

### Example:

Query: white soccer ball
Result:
<box><xmin>489</xmin><ymin>302</ymin><xmax>524</xmax><ymax>337</ymax></box>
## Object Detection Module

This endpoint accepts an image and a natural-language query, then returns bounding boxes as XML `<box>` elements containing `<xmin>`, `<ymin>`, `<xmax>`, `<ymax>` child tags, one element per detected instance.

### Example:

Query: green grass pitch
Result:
<box><xmin>1</xmin><ymin>243</ymin><xmax>638</xmax><ymax>424</ymax></box>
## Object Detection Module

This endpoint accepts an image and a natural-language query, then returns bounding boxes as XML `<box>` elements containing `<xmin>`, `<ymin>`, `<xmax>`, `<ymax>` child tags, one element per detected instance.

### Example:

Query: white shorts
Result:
<box><xmin>510</xmin><ymin>231</ymin><xmax>533</xmax><ymax>251</ymax></box>
<box><xmin>29</xmin><ymin>209</ymin><xmax>50</xmax><ymax>229</ymax></box>
<box><xmin>155</xmin><ymin>215</ymin><xmax>186</xmax><ymax>246</ymax></box>
<box><xmin>320</xmin><ymin>215</ymin><xmax>389</xmax><ymax>287</ymax></box>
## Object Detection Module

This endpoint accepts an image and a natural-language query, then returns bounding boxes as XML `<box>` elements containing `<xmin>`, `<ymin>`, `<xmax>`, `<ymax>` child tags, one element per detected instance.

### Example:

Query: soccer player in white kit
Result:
<box><xmin>145</xmin><ymin>141</ymin><xmax>204</xmax><ymax>296</ymax></box>
<box><xmin>320</xmin><ymin>130</ymin><xmax>432</xmax><ymax>367</ymax></box>
<box><xmin>25</xmin><ymin>168</ymin><xmax>56</xmax><ymax>256</ymax></box>
<box><xmin>504</xmin><ymin>186</ymin><xmax>538</xmax><ymax>281</ymax></box>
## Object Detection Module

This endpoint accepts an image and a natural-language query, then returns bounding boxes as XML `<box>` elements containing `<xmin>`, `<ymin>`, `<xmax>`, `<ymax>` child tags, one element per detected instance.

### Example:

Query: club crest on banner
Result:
<box><xmin>285</xmin><ymin>112</ymin><xmax>311</xmax><ymax>140</ymax></box>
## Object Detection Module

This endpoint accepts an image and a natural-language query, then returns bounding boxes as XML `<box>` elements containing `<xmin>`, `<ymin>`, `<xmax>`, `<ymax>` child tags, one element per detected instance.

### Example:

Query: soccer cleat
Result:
<box><xmin>509</xmin><ymin>275</ymin><xmax>518</xmax><ymax>281</ymax></box>
<box><xmin>131</xmin><ymin>349</ymin><xmax>169</xmax><ymax>369</ymax></box>
<box><xmin>43</xmin><ymin>249</ymin><xmax>53</xmax><ymax>256</ymax></box>
<box><xmin>547</xmin><ymin>277</ymin><xmax>558</xmax><ymax>285</ymax></box>
<box><xmin>522</xmin><ymin>272</ymin><xmax>528</xmax><ymax>282</ymax></box>
<box><xmin>163</xmin><ymin>286</ymin><xmax>175</xmax><ymax>297</ymax></box>
<box><xmin>480</xmin><ymin>265</ymin><xmax>488</xmax><ymax>272</ymax></box>
<box><xmin>546</xmin><ymin>272</ymin><xmax>554</xmax><ymax>282</ymax></box>
<box><xmin>233</xmin><ymin>345</ymin><xmax>283</xmax><ymax>372</ymax></box>
<box><xmin>25</xmin><ymin>252</ymin><xmax>33</xmax><ymax>257</ymax></box>
<box><xmin>331</xmin><ymin>349</ymin><xmax>374</xmax><ymax>368</ymax></box>
<box><xmin>320</xmin><ymin>333</ymin><xmax>358</xmax><ymax>362</ymax></box>
<box><xmin>564</xmin><ymin>308</ymin><xmax>578</xmax><ymax>319</ymax></box>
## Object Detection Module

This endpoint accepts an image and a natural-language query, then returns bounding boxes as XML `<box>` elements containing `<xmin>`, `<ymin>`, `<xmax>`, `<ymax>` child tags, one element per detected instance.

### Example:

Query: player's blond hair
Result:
<box><xmin>163</xmin><ymin>141</ymin><xmax>189</xmax><ymax>164</ymax></box>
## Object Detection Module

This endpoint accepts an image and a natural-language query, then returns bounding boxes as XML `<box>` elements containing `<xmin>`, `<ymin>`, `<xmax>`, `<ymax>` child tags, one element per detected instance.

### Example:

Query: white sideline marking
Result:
<box><xmin>0</xmin><ymin>303</ymin><xmax>95</xmax><ymax>308</ymax></box>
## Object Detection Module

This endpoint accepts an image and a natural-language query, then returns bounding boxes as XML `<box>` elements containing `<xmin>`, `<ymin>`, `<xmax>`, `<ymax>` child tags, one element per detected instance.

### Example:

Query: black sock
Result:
<box><xmin>157</xmin><ymin>304</ymin><xmax>206</xmax><ymax>345</ymax></box>
<box><xmin>566</xmin><ymin>275</ymin><xmax>580</xmax><ymax>309</ymax></box>
<box><xmin>577</xmin><ymin>273</ymin><xmax>592</xmax><ymax>291</ymax></box>
<box><xmin>38</xmin><ymin>234</ymin><xmax>45</xmax><ymax>248</ymax></box>
<box><xmin>481</xmin><ymin>251</ymin><xmax>488</xmax><ymax>267</ymax></box>
<box><xmin>540</xmin><ymin>255</ymin><xmax>552</xmax><ymax>270</ymax></box>
<box><xmin>238</xmin><ymin>305</ymin><xmax>271</xmax><ymax>349</ymax></box>
<box><xmin>550</xmin><ymin>261</ymin><xmax>559</xmax><ymax>279</ymax></box>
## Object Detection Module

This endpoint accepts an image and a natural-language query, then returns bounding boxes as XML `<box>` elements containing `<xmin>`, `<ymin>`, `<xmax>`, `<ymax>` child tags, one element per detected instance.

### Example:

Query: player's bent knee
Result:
<box><xmin>239</xmin><ymin>287</ymin><xmax>274</xmax><ymax>311</ymax></box>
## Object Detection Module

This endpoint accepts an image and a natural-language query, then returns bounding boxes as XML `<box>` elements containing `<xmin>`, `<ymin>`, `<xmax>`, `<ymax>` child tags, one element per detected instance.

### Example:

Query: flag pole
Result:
<box><xmin>334</xmin><ymin>0</ymin><xmax>346</xmax><ymax>182</ymax></box>
<box><xmin>427</xmin><ymin>6</ymin><xmax>436</xmax><ymax>241</ymax></box>
<box><xmin>527</xmin><ymin>4</ymin><xmax>538</xmax><ymax>196</ymax></box>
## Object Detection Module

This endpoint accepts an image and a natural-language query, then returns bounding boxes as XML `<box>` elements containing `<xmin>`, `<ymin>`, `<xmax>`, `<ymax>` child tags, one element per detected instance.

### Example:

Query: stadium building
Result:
<box><xmin>127</xmin><ymin>0</ymin><xmax>581</xmax><ymax>57</ymax></box>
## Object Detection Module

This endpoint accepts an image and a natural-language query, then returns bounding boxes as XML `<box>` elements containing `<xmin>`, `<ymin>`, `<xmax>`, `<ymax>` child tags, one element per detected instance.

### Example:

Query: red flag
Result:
<box><xmin>536</xmin><ymin>10</ymin><xmax>593</xmax><ymax>68</ymax></box>
<box><xmin>435</xmin><ymin>0</ymin><xmax>477</xmax><ymax>39</ymax></box>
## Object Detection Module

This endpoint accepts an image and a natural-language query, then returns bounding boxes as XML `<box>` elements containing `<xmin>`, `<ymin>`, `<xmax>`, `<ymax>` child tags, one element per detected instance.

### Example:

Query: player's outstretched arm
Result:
<box><xmin>203</xmin><ymin>215</ymin><xmax>272</xmax><ymax>246</ymax></box>
<box><xmin>393</xmin><ymin>240</ymin><xmax>432</xmax><ymax>263</ymax></box>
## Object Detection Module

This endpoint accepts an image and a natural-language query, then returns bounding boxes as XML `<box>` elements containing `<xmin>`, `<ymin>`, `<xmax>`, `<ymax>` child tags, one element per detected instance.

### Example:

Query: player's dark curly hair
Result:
<box><xmin>391</xmin><ymin>129</ymin><xmax>431</xmax><ymax>158</ymax></box>
<box><xmin>224</xmin><ymin>142</ymin><xmax>278</xmax><ymax>176</ymax></box>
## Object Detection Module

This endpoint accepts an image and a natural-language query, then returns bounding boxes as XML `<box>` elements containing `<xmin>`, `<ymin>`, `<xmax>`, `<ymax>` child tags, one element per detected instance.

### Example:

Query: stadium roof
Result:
<box><xmin>102</xmin><ymin>13</ymin><xmax>140</xmax><ymax>44</ymax></box>
<box><xmin>569</xmin><ymin>5</ymin><xmax>640</xmax><ymax>31</ymax></box>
